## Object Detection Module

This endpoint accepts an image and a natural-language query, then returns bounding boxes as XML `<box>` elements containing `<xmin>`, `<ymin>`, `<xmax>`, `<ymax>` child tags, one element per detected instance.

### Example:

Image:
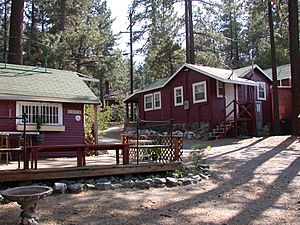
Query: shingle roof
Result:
<box><xmin>264</xmin><ymin>64</ymin><xmax>291</xmax><ymax>80</ymax></box>
<box><xmin>0</xmin><ymin>63</ymin><xmax>99</xmax><ymax>103</ymax></box>
<box><xmin>124</xmin><ymin>63</ymin><xmax>261</xmax><ymax>102</ymax></box>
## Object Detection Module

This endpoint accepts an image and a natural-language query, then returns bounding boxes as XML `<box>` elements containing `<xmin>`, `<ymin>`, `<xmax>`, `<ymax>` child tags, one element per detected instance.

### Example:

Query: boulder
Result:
<box><xmin>96</xmin><ymin>182</ymin><xmax>113</xmax><ymax>190</ymax></box>
<box><xmin>121</xmin><ymin>180</ymin><xmax>135</xmax><ymax>188</ymax></box>
<box><xmin>53</xmin><ymin>182</ymin><xmax>67</xmax><ymax>194</ymax></box>
<box><xmin>68</xmin><ymin>183</ymin><xmax>84</xmax><ymax>194</ymax></box>
<box><xmin>166</xmin><ymin>177</ymin><xmax>178</xmax><ymax>187</ymax></box>
<box><xmin>153</xmin><ymin>178</ymin><xmax>166</xmax><ymax>185</ymax></box>
<box><xmin>135</xmin><ymin>180</ymin><xmax>151</xmax><ymax>189</ymax></box>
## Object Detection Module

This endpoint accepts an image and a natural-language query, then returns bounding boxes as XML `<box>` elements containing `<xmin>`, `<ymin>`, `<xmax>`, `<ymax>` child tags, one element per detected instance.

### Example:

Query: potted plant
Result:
<box><xmin>35</xmin><ymin>115</ymin><xmax>45</xmax><ymax>143</ymax></box>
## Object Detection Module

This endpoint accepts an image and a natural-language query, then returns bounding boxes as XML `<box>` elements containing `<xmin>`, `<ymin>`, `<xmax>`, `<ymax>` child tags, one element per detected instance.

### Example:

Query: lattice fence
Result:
<box><xmin>126</xmin><ymin>135</ymin><xmax>183</xmax><ymax>163</ymax></box>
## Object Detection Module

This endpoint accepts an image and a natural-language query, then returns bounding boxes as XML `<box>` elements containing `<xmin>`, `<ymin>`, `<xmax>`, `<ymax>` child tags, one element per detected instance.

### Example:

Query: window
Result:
<box><xmin>192</xmin><ymin>81</ymin><xmax>207</xmax><ymax>103</ymax></box>
<box><xmin>174</xmin><ymin>86</ymin><xmax>183</xmax><ymax>106</ymax></box>
<box><xmin>144</xmin><ymin>92</ymin><xmax>161</xmax><ymax>111</ymax></box>
<box><xmin>144</xmin><ymin>94</ymin><xmax>153</xmax><ymax>111</ymax></box>
<box><xmin>16</xmin><ymin>101</ymin><xmax>63</xmax><ymax>125</ymax></box>
<box><xmin>217</xmin><ymin>81</ymin><xmax>225</xmax><ymax>98</ymax></box>
<box><xmin>153</xmin><ymin>92</ymin><xmax>161</xmax><ymax>110</ymax></box>
<box><xmin>257</xmin><ymin>82</ymin><xmax>266</xmax><ymax>100</ymax></box>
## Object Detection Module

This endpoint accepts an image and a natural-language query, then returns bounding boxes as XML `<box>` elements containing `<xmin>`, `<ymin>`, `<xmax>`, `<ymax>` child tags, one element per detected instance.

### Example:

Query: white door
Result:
<box><xmin>225</xmin><ymin>83</ymin><xmax>237</xmax><ymax>120</ymax></box>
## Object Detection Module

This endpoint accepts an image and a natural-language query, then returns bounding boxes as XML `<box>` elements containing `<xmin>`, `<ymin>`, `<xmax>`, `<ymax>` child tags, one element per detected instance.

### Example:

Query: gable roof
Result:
<box><xmin>264</xmin><ymin>64</ymin><xmax>291</xmax><ymax>81</ymax></box>
<box><xmin>124</xmin><ymin>63</ymin><xmax>259</xmax><ymax>102</ymax></box>
<box><xmin>0</xmin><ymin>63</ymin><xmax>99</xmax><ymax>104</ymax></box>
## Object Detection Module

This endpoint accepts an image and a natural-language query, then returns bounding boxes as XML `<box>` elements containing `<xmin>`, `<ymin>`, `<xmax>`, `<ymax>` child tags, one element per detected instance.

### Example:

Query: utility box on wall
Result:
<box><xmin>184</xmin><ymin>100</ymin><xmax>189</xmax><ymax>110</ymax></box>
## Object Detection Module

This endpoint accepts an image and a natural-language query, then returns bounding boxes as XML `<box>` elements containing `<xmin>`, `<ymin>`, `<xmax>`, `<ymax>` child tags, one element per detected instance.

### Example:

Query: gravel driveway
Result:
<box><xmin>0</xmin><ymin>135</ymin><xmax>299</xmax><ymax>225</ymax></box>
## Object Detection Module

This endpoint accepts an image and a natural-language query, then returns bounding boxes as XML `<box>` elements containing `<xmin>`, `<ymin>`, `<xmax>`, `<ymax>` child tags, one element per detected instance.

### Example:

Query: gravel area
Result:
<box><xmin>0</xmin><ymin>135</ymin><xmax>299</xmax><ymax>225</ymax></box>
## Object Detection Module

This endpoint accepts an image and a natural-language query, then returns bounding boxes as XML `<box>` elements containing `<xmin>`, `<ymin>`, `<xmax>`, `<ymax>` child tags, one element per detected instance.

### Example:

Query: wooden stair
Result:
<box><xmin>207</xmin><ymin>120</ymin><xmax>235</xmax><ymax>140</ymax></box>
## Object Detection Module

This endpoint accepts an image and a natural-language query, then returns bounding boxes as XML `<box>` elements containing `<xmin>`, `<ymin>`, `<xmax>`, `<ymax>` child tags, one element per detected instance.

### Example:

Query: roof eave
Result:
<box><xmin>0</xmin><ymin>94</ymin><xmax>100</xmax><ymax>104</ymax></box>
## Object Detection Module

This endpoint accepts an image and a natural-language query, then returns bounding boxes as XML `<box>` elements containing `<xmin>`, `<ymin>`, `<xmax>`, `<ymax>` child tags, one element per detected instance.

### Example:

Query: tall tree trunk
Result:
<box><xmin>59</xmin><ymin>0</ymin><xmax>66</xmax><ymax>32</ymax></box>
<box><xmin>288</xmin><ymin>0</ymin><xmax>300</xmax><ymax>135</ymax></box>
<box><xmin>268</xmin><ymin>1</ymin><xmax>280</xmax><ymax>134</ymax></box>
<box><xmin>3</xmin><ymin>0</ymin><xmax>9</xmax><ymax>61</ymax></box>
<box><xmin>31</xmin><ymin>0</ymin><xmax>37</xmax><ymax>36</ymax></box>
<box><xmin>8</xmin><ymin>0</ymin><xmax>25</xmax><ymax>65</ymax></box>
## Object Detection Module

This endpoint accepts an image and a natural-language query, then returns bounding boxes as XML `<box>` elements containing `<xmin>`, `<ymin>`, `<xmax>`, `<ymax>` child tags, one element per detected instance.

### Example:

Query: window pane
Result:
<box><xmin>196</xmin><ymin>92</ymin><xmax>204</xmax><ymax>100</ymax></box>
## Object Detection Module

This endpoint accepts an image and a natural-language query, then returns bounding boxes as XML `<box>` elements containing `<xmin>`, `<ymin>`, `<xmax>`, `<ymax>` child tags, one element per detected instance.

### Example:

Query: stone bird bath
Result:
<box><xmin>1</xmin><ymin>186</ymin><xmax>53</xmax><ymax>225</ymax></box>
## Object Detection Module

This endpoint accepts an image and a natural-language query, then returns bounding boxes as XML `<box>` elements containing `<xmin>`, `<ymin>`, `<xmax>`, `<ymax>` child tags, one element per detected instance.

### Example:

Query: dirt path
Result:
<box><xmin>0</xmin><ymin>135</ymin><xmax>299</xmax><ymax>225</ymax></box>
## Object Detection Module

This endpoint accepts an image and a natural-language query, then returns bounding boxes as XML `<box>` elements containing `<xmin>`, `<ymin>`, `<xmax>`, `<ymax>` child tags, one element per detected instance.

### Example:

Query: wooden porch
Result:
<box><xmin>0</xmin><ymin>140</ymin><xmax>183</xmax><ymax>182</ymax></box>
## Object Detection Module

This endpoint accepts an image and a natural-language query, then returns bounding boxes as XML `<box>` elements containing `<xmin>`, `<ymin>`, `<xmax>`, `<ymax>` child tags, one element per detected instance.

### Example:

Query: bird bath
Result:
<box><xmin>1</xmin><ymin>186</ymin><xmax>53</xmax><ymax>225</ymax></box>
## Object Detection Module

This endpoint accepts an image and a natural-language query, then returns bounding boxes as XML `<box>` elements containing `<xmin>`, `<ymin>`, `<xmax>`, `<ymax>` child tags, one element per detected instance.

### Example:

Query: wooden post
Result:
<box><xmin>173</xmin><ymin>137</ymin><xmax>180</xmax><ymax>161</ymax></box>
<box><xmin>93</xmin><ymin>105</ymin><xmax>99</xmax><ymax>144</ymax></box>
<box><xmin>234</xmin><ymin>84</ymin><xmax>238</xmax><ymax>138</ymax></box>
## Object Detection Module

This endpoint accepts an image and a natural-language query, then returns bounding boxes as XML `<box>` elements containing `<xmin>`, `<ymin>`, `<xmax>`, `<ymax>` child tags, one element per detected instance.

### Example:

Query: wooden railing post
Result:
<box><xmin>234</xmin><ymin>100</ymin><xmax>238</xmax><ymax>138</ymax></box>
<box><xmin>173</xmin><ymin>137</ymin><xmax>180</xmax><ymax>161</ymax></box>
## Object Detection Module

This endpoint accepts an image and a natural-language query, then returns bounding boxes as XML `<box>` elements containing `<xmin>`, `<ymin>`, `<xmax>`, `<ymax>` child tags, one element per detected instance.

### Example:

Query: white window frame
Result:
<box><xmin>153</xmin><ymin>92</ymin><xmax>161</xmax><ymax>110</ymax></box>
<box><xmin>174</xmin><ymin>86</ymin><xmax>184</xmax><ymax>106</ymax></box>
<box><xmin>216</xmin><ymin>80</ymin><xmax>225</xmax><ymax>98</ymax></box>
<box><xmin>192</xmin><ymin>81</ymin><xmax>207</xmax><ymax>104</ymax></box>
<box><xmin>144</xmin><ymin>94</ymin><xmax>153</xmax><ymax>111</ymax></box>
<box><xmin>16</xmin><ymin>101</ymin><xmax>65</xmax><ymax>131</ymax></box>
<box><xmin>257</xmin><ymin>82</ymin><xmax>266</xmax><ymax>100</ymax></box>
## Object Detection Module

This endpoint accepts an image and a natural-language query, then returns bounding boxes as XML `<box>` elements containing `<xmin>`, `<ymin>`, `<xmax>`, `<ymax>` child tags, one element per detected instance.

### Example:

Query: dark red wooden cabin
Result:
<box><xmin>0</xmin><ymin>63</ymin><xmax>100</xmax><ymax>150</ymax></box>
<box><xmin>125</xmin><ymin>63</ymin><xmax>274</xmax><ymax>138</ymax></box>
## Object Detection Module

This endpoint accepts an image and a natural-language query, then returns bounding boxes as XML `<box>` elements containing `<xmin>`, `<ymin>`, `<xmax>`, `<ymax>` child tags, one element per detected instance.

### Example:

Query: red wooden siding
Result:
<box><xmin>242</xmin><ymin>68</ymin><xmax>273</xmax><ymax>128</ymax></box>
<box><xmin>138</xmin><ymin>68</ymin><xmax>226</xmax><ymax>129</ymax></box>
<box><xmin>280</xmin><ymin>78</ymin><xmax>291</xmax><ymax>86</ymax></box>
<box><xmin>0</xmin><ymin>101</ymin><xmax>85</xmax><ymax>146</ymax></box>
<box><xmin>277</xmin><ymin>88</ymin><xmax>292</xmax><ymax>120</ymax></box>
<box><xmin>41</xmin><ymin>103</ymin><xmax>84</xmax><ymax>146</ymax></box>
<box><xmin>0</xmin><ymin>100</ymin><xmax>17</xmax><ymax>131</ymax></box>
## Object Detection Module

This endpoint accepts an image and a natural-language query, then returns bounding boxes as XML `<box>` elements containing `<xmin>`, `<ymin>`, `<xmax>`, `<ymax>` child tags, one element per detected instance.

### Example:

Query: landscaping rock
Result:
<box><xmin>135</xmin><ymin>180</ymin><xmax>151</xmax><ymax>189</ymax></box>
<box><xmin>192</xmin><ymin>175</ymin><xmax>202</xmax><ymax>182</ymax></box>
<box><xmin>199</xmin><ymin>174</ymin><xmax>209</xmax><ymax>180</ymax></box>
<box><xmin>179</xmin><ymin>178</ymin><xmax>193</xmax><ymax>186</ymax></box>
<box><xmin>166</xmin><ymin>177</ymin><xmax>178</xmax><ymax>187</ymax></box>
<box><xmin>95</xmin><ymin>178</ymin><xmax>110</xmax><ymax>183</ymax></box>
<box><xmin>143</xmin><ymin>178</ymin><xmax>154</xmax><ymax>187</ymax></box>
<box><xmin>85</xmin><ymin>183</ymin><xmax>96</xmax><ymax>190</ymax></box>
<box><xmin>68</xmin><ymin>183</ymin><xmax>85</xmax><ymax>194</ymax></box>
<box><xmin>53</xmin><ymin>182</ymin><xmax>67</xmax><ymax>194</ymax></box>
<box><xmin>153</xmin><ymin>178</ymin><xmax>166</xmax><ymax>185</ymax></box>
<box><xmin>96</xmin><ymin>182</ymin><xmax>113</xmax><ymax>190</ymax></box>
<box><xmin>121</xmin><ymin>180</ymin><xmax>135</xmax><ymax>188</ymax></box>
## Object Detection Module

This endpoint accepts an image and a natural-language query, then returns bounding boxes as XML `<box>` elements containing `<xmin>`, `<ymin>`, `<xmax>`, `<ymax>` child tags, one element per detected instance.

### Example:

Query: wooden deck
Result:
<box><xmin>0</xmin><ymin>152</ymin><xmax>183</xmax><ymax>182</ymax></box>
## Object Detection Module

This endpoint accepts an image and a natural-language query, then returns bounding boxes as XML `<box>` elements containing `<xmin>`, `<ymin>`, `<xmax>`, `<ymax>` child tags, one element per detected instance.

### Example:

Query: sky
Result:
<box><xmin>106</xmin><ymin>0</ymin><xmax>132</xmax><ymax>53</ymax></box>
<box><xmin>106</xmin><ymin>0</ymin><xmax>186</xmax><ymax>62</ymax></box>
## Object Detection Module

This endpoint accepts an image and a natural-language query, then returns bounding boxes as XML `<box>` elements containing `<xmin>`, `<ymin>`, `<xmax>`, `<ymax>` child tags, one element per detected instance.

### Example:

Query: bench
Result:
<box><xmin>27</xmin><ymin>144</ymin><xmax>130</xmax><ymax>170</ymax></box>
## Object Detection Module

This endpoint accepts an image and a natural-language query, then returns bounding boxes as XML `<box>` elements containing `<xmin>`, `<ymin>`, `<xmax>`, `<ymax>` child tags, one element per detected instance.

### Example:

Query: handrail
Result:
<box><xmin>236</xmin><ymin>102</ymin><xmax>254</xmax><ymax>119</ymax></box>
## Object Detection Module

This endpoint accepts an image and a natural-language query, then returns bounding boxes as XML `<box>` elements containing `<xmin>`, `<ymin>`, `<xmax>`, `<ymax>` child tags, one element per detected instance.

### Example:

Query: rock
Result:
<box><xmin>68</xmin><ymin>183</ymin><xmax>84</xmax><ymax>194</ymax></box>
<box><xmin>53</xmin><ymin>182</ymin><xmax>67</xmax><ymax>194</ymax></box>
<box><xmin>153</xmin><ymin>178</ymin><xmax>166</xmax><ymax>185</ymax></box>
<box><xmin>95</xmin><ymin>178</ymin><xmax>110</xmax><ymax>183</ymax></box>
<box><xmin>192</xmin><ymin>175</ymin><xmax>202</xmax><ymax>182</ymax></box>
<box><xmin>121</xmin><ymin>180</ymin><xmax>135</xmax><ymax>188</ymax></box>
<box><xmin>166</xmin><ymin>177</ymin><xmax>178</xmax><ymax>187</ymax></box>
<box><xmin>199</xmin><ymin>174</ymin><xmax>209</xmax><ymax>180</ymax></box>
<box><xmin>85</xmin><ymin>183</ymin><xmax>96</xmax><ymax>190</ymax></box>
<box><xmin>135</xmin><ymin>180</ymin><xmax>151</xmax><ymax>189</ymax></box>
<box><xmin>109</xmin><ymin>176</ymin><xmax>118</xmax><ymax>183</ymax></box>
<box><xmin>143</xmin><ymin>178</ymin><xmax>154</xmax><ymax>187</ymax></box>
<box><xmin>179</xmin><ymin>178</ymin><xmax>192</xmax><ymax>186</ymax></box>
<box><xmin>0</xmin><ymin>194</ymin><xmax>4</xmax><ymax>204</ymax></box>
<box><xmin>96</xmin><ymin>182</ymin><xmax>113</xmax><ymax>190</ymax></box>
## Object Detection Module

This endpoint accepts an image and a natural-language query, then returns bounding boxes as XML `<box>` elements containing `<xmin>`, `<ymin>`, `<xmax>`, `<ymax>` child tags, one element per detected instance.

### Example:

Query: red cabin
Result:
<box><xmin>125</xmin><ymin>63</ymin><xmax>274</xmax><ymax>138</ymax></box>
<box><xmin>0</xmin><ymin>63</ymin><xmax>100</xmax><ymax>149</ymax></box>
